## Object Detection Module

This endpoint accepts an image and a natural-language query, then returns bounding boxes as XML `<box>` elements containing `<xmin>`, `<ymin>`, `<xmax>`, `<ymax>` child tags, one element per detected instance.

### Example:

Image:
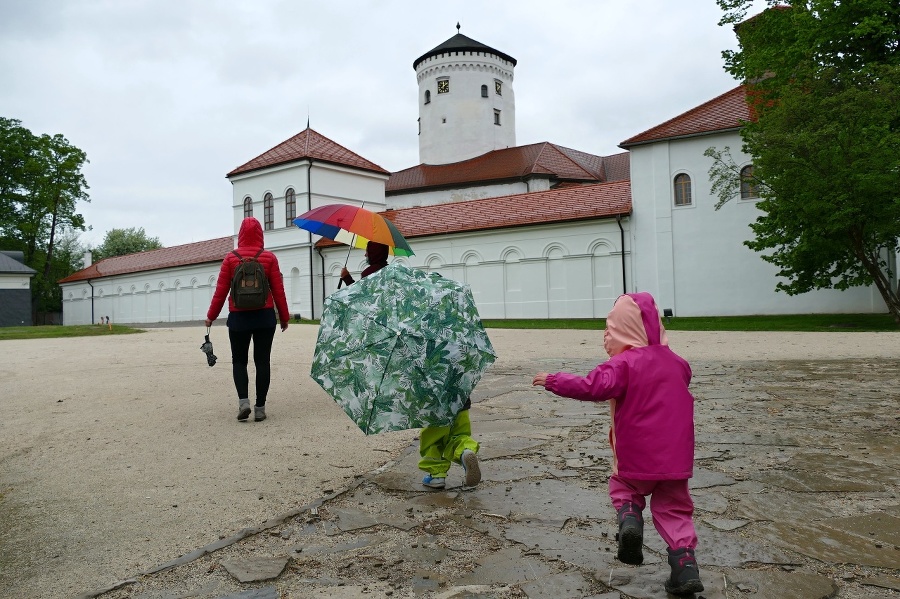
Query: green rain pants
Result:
<box><xmin>418</xmin><ymin>409</ymin><xmax>479</xmax><ymax>477</ymax></box>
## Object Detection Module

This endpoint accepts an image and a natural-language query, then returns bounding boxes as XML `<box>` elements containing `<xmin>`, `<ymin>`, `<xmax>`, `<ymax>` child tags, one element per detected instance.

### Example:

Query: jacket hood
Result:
<box><xmin>238</xmin><ymin>217</ymin><xmax>265</xmax><ymax>249</ymax></box>
<box><xmin>604</xmin><ymin>292</ymin><xmax>668</xmax><ymax>356</ymax></box>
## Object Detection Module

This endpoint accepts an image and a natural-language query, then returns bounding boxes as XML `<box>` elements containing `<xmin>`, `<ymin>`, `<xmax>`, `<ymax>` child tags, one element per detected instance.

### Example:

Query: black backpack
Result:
<box><xmin>230</xmin><ymin>249</ymin><xmax>270</xmax><ymax>309</ymax></box>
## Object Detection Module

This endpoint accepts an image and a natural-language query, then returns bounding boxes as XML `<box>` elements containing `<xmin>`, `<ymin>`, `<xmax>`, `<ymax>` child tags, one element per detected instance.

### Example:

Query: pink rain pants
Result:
<box><xmin>609</xmin><ymin>474</ymin><xmax>698</xmax><ymax>550</ymax></box>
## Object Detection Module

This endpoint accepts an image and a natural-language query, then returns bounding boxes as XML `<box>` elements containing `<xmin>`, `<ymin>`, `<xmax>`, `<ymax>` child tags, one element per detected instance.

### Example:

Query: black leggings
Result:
<box><xmin>228</xmin><ymin>326</ymin><xmax>276</xmax><ymax>406</ymax></box>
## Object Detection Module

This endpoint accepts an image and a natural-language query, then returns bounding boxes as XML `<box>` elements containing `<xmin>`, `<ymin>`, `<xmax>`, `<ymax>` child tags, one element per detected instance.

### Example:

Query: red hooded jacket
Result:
<box><xmin>207</xmin><ymin>218</ymin><xmax>290</xmax><ymax>323</ymax></box>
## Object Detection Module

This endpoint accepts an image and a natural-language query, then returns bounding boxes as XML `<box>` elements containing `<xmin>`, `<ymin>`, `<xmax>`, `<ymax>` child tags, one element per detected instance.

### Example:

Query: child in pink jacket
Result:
<box><xmin>532</xmin><ymin>292</ymin><xmax>703</xmax><ymax>595</ymax></box>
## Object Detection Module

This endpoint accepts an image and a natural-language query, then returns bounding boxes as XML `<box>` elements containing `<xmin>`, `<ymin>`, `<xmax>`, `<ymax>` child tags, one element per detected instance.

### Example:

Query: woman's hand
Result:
<box><xmin>340</xmin><ymin>267</ymin><xmax>350</xmax><ymax>278</ymax></box>
<box><xmin>205</xmin><ymin>319</ymin><xmax>213</xmax><ymax>327</ymax></box>
<box><xmin>532</xmin><ymin>373</ymin><xmax>548</xmax><ymax>387</ymax></box>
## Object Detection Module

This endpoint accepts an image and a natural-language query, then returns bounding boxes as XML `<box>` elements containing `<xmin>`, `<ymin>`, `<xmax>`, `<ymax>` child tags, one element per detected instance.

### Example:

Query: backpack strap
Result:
<box><xmin>232</xmin><ymin>249</ymin><xmax>264</xmax><ymax>262</ymax></box>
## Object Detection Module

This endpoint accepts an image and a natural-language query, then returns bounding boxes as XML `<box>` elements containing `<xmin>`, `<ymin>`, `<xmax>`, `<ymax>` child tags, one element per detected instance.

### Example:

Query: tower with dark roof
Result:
<box><xmin>414</xmin><ymin>28</ymin><xmax>517</xmax><ymax>165</ymax></box>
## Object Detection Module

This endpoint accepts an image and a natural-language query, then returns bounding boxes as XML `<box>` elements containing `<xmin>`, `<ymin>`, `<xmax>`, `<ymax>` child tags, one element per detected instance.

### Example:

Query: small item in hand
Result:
<box><xmin>200</xmin><ymin>332</ymin><xmax>217</xmax><ymax>367</ymax></box>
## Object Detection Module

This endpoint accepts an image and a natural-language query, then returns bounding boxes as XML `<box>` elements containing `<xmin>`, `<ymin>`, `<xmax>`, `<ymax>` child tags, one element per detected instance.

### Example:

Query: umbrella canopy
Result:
<box><xmin>311</xmin><ymin>262</ymin><xmax>496</xmax><ymax>435</ymax></box>
<box><xmin>294</xmin><ymin>204</ymin><xmax>414</xmax><ymax>257</ymax></box>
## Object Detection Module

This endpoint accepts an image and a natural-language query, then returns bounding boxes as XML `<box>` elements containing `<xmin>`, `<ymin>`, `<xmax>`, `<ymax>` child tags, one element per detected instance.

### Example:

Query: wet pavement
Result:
<box><xmin>83</xmin><ymin>356</ymin><xmax>899</xmax><ymax>599</ymax></box>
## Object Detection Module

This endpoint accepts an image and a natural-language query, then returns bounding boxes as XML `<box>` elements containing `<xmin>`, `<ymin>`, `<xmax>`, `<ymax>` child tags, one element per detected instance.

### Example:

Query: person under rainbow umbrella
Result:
<box><xmin>294</xmin><ymin>203</ymin><xmax>414</xmax><ymax>288</ymax></box>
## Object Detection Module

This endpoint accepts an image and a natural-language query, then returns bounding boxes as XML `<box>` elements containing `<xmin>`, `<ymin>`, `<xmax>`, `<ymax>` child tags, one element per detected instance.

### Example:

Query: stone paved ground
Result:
<box><xmin>84</xmin><ymin>350</ymin><xmax>900</xmax><ymax>599</ymax></box>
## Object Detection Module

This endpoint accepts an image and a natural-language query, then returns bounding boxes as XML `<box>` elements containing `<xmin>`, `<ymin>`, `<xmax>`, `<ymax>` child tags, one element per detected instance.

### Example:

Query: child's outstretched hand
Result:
<box><xmin>532</xmin><ymin>373</ymin><xmax>548</xmax><ymax>387</ymax></box>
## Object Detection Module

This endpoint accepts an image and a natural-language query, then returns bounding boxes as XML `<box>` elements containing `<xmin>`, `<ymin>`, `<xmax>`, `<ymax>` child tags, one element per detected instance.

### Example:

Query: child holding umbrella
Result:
<box><xmin>341</xmin><ymin>241</ymin><xmax>483</xmax><ymax>490</ymax></box>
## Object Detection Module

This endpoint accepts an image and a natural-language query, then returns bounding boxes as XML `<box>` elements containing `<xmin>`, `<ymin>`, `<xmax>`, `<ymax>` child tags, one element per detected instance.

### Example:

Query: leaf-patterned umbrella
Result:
<box><xmin>311</xmin><ymin>262</ymin><xmax>497</xmax><ymax>435</ymax></box>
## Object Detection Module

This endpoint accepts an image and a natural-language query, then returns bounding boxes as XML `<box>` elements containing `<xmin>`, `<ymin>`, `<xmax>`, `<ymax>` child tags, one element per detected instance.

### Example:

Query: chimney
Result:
<box><xmin>83</xmin><ymin>250</ymin><xmax>92</xmax><ymax>268</ymax></box>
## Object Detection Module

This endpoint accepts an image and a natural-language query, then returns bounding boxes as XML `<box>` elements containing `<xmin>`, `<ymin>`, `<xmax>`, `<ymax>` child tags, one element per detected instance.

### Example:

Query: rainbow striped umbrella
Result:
<box><xmin>293</xmin><ymin>204</ymin><xmax>414</xmax><ymax>257</ymax></box>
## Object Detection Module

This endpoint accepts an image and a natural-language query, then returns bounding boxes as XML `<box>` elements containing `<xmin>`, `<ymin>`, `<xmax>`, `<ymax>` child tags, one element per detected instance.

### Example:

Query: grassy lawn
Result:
<box><xmin>0</xmin><ymin>324</ymin><xmax>145</xmax><ymax>340</ymax></box>
<box><xmin>482</xmin><ymin>313</ymin><xmax>897</xmax><ymax>332</ymax></box>
<box><xmin>1</xmin><ymin>313</ymin><xmax>895</xmax><ymax>340</ymax></box>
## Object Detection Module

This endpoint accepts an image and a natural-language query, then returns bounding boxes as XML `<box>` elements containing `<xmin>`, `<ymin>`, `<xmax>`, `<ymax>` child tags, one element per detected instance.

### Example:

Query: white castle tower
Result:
<box><xmin>414</xmin><ymin>26</ymin><xmax>517</xmax><ymax>165</ymax></box>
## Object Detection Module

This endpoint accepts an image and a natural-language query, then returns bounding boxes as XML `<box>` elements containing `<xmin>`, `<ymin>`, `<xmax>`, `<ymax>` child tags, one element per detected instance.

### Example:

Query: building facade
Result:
<box><xmin>59</xmin><ymin>32</ymin><xmax>891</xmax><ymax>325</ymax></box>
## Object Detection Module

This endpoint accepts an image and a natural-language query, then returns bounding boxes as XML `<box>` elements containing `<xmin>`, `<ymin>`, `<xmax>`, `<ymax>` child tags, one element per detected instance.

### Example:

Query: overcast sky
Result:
<box><xmin>0</xmin><ymin>0</ymin><xmax>764</xmax><ymax>250</ymax></box>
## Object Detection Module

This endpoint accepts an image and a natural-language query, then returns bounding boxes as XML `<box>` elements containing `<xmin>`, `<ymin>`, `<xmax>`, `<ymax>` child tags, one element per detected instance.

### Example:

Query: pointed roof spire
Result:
<box><xmin>456</xmin><ymin>22</ymin><xmax>461</xmax><ymax>33</ymax></box>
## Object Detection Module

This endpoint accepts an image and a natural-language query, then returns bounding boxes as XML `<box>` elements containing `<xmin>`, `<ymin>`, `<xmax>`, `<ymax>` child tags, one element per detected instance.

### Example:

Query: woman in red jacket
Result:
<box><xmin>206</xmin><ymin>217</ymin><xmax>289</xmax><ymax>422</ymax></box>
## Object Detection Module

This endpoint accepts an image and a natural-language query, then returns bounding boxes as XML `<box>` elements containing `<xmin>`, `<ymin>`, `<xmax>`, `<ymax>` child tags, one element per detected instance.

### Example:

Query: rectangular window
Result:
<box><xmin>284</xmin><ymin>189</ymin><xmax>296</xmax><ymax>227</ymax></box>
<box><xmin>263</xmin><ymin>194</ymin><xmax>274</xmax><ymax>231</ymax></box>
<box><xmin>494</xmin><ymin>109</ymin><xmax>501</xmax><ymax>125</ymax></box>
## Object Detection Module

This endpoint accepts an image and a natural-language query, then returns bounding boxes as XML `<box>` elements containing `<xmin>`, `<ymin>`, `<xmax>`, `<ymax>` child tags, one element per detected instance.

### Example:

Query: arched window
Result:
<box><xmin>263</xmin><ymin>193</ymin><xmax>274</xmax><ymax>230</ymax></box>
<box><xmin>674</xmin><ymin>174</ymin><xmax>692</xmax><ymax>206</ymax></box>
<box><xmin>424</xmin><ymin>90</ymin><xmax>431</xmax><ymax>104</ymax></box>
<box><xmin>284</xmin><ymin>188</ymin><xmax>296</xmax><ymax>227</ymax></box>
<box><xmin>481</xmin><ymin>84</ymin><xmax>488</xmax><ymax>98</ymax></box>
<box><xmin>740</xmin><ymin>165</ymin><xmax>759</xmax><ymax>199</ymax></box>
<box><xmin>243</xmin><ymin>197</ymin><xmax>253</xmax><ymax>217</ymax></box>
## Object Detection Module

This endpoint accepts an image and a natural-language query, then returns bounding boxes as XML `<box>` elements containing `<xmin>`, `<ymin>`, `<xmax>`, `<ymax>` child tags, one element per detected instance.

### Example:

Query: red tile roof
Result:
<box><xmin>387</xmin><ymin>143</ymin><xmax>625</xmax><ymax>194</ymax></box>
<box><xmin>227</xmin><ymin>128</ymin><xmax>390</xmax><ymax>177</ymax></box>
<box><xmin>318</xmin><ymin>181</ymin><xmax>631</xmax><ymax>247</ymax></box>
<box><xmin>619</xmin><ymin>85</ymin><xmax>752</xmax><ymax>148</ymax></box>
<box><xmin>58</xmin><ymin>237</ymin><xmax>234</xmax><ymax>284</ymax></box>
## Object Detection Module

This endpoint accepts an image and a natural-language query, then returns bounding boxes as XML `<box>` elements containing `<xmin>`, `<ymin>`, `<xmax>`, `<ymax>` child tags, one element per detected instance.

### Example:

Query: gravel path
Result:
<box><xmin>0</xmin><ymin>325</ymin><xmax>897</xmax><ymax>598</ymax></box>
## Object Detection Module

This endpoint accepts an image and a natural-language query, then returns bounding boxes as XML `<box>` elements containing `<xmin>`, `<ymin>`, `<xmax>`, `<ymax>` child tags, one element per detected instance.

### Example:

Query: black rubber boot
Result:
<box><xmin>615</xmin><ymin>502</ymin><xmax>644</xmax><ymax>565</ymax></box>
<box><xmin>665</xmin><ymin>547</ymin><xmax>704</xmax><ymax>595</ymax></box>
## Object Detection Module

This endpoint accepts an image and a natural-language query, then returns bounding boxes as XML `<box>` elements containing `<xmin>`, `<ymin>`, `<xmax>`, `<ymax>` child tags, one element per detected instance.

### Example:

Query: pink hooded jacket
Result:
<box><xmin>544</xmin><ymin>292</ymin><xmax>695</xmax><ymax>480</ymax></box>
<box><xmin>206</xmin><ymin>218</ymin><xmax>290</xmax><ymax>323</ymax></box>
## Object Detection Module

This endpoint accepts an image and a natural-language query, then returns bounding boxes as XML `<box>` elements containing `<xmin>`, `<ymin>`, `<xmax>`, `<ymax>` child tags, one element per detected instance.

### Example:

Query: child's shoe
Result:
<box><xmin>422</xmin><ymin>474</ymin><xmax>446</xmax><ymax>489</ymax></box>
<box><xmin>254</xmin><ymin>406</ymin><xmax>266</xmax><ymax>422</ymax></box>
<box><xmin>237</xmin><ymin>399</ymin><xmax>251</xmax><ymax>421</ymax></box>
<box><xmin>615</xmin><ymin>502</ymin><xmax>644</xmax><ymax>565</ymax></box>
<box><xmin>461</xmin><ymin>449</ymin><xmax>481</xmax><ymax>486</ymax></box>
<box><xmin>665</xmin><ymin>547</ymin><xmax>704</xmax><ymax>595</ymax></box>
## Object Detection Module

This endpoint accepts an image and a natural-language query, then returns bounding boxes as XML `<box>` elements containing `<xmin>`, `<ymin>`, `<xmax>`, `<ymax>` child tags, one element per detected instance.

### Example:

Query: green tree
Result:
<box><xmin>0</xmin><ymin>118</ymin><xmax>91</xmax><ymax>315</ymax></box>
<box><xmin>708</xmin><ymin>1</ymin><xmax>900</xmax><ymax>323</ymax></box>
<box><xmin>93</xmin><ymin>227</ymin><xmax>163</xmax><ymax>260</ymax></box>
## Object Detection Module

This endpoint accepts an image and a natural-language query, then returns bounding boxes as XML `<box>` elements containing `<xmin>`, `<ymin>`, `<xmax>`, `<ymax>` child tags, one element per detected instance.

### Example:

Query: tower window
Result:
<box><xmin>243</xmin><ymin>197</ymin><xmax>253</xmax><ymax>218</ymax></box>
<box><xmin>263</xmin><ymin>193</ymin><xmax>274</xmax><ymax>230</ymax></box>
<box><xmin>494</xmin><ymin>109</ymin><xmax>501</xmax><ymax>125</ymax></box>
<box><xmin>424</xmin><ymin>90</ymin><xmax>431</xmax><ymax>104</ymax></box>
<box><xmin>495</xmin><ymin>80</ymin><xmax>502</xmax><ymax>95</ymax></box>
<box><xmin>481</xmin><ymin>84</ymin><xmax>488</xmax><ymax>98</ymax></box>
<box><xmin>437</xmin><ymin>79</ymin><xmax>449</xmax><ymax>94</ymax></box>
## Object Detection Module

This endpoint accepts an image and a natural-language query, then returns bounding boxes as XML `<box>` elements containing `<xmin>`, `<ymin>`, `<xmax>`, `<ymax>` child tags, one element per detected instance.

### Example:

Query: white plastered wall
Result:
<box><xmin>629</xmin><ymin>131</ymin><xmax>886</xmax><ymax>316</ymax></box>
<box><xmin>316</xmin><ymin>219</ymin><xmax>630</xmax><ymax>322</ymax></box>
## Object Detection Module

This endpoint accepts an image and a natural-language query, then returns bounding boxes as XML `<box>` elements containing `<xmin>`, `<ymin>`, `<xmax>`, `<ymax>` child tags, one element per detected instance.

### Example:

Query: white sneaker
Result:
<box><xmin>422</xmin><ymin>474</ymin><xmax>446</xmax><ymax>489</ymax></box>
<box><xmin>461</xmin><ymin>449</ymin><xmax>481</xmax><ymax>486</ymax></box>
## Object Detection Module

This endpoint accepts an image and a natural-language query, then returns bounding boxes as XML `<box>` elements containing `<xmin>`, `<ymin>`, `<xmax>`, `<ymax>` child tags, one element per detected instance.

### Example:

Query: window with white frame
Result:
<box><xmin>243</xmin><ymin>197</ymin><xmax>253</xmax><ymax>217</ymax></box>
<box><xmin>284</xmin><ymin>188</ymin><xmax>296</xmax><ymax>227</ymax></box>
<box><xmin>674</xmin><ymin>173</ymin><xmax>692</xmax><ymax>206</ymax></box>
<box><xmin>263</xmin><ymin>193</ymin><xmax>274</xmax><ymax>230</ymax></box>
<box><xmin>740</xmin><ymin>165</ymin><xmax>759</xmax><ymax>199</ymax></box>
